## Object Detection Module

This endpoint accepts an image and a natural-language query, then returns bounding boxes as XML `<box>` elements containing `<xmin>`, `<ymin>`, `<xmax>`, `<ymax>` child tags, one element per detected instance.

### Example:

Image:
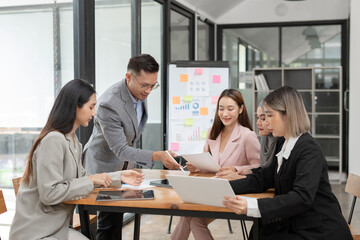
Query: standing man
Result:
<box><xmin>83</xmin><ymin>54</ymin><xmax>181</xmax><ymax>239</ymax></box>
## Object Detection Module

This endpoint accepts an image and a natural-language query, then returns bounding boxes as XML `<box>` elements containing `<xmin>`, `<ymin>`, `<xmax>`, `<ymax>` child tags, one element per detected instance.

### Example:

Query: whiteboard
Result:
<box><xmin>167</xmin><ymin>61</ymin><xmax>230</xmax><ymax>155</ymax></box>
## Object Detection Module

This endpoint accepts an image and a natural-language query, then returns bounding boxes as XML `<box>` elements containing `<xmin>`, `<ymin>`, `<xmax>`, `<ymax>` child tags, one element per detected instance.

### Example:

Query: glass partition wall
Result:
<box><xmin>0</xmin><ymin>0</ymin><xmax>213</xmax><ymax>186</ymax></box>
<box><xmin>282</xmin><ymin>25</ymin><xmax>342</xmax><ymax>67</ymax></box>
<box><xmin>141</xmin><ymin>0</ymin><xmax>163</xmax><ymax>168</ymax></box>
<box><xmin>197</xmin><ymin>18</ymin><xmax>214</xmax><ymax>60</ymax></box>
<box><xmin>220</xmin><ymin>22</ymin><xmax>347</xmax><ymax>178</ymax></box>
<box><xmin>222</xmin><ymin>27</ymin><xmax>279</xmax><ymax>122</ymax></box>
<box><xmin>170</xmin><ymin>9</ymin><xmax>191</xmax><ymax>61</ymax></box>
<box><xmin>0</xmin><ymin>2</ymin><xmax>74</xmax><ymax>187</ymax></box>
<box><xmin>95</xmin><ymin>0</ymin><xmax>131</xmax><ymax>96</ymax></box>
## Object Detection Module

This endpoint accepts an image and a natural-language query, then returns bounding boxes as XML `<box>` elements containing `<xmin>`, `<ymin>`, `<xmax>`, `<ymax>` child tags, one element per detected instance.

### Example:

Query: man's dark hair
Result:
<box><xmin>127</xmin><ymin>54</ymin><xmax>159</xmax><ymax>75</ymax></box>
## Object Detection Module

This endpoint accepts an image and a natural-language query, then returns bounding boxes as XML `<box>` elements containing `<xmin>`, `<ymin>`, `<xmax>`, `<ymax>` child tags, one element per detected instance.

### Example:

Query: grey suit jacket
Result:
<box><xmin>83</xmin><ymin>79</ymin><xmax>153</xmax><ymax>174</ymax></box>
<box><xmin>9</xmin><ymin>132</ymin><xmax>94</xmax><ymax>240</ymax></box>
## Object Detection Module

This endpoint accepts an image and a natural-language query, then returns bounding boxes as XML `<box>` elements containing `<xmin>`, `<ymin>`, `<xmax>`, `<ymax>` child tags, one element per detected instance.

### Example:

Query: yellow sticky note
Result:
<box><xmin>201</xmin><ymin>131</ymin><xmax>207</xmax><ymax>139</ymax></box>
<box><xmin>200</xmin><ymin>107</ymin><xmax>209</xmax><ymax>116</ymax></box>
<box><xmin>180</xmin><ymin>74</ymin><xmax>188</xmax><ymax>82</ymax></box>
<box><xmin>184</xmin><ymin>118</ymin><xmax>193</xmax><ymax>126</ymax></box>
<box><xmin>184</xmin><ymin>95</ymin><xmax>193</xmax><ymax>102</ymax></box>
<box><xmin>172</xmin><ymin>96</ymin><xmax>180</xmax><ymax>104</ymax></box>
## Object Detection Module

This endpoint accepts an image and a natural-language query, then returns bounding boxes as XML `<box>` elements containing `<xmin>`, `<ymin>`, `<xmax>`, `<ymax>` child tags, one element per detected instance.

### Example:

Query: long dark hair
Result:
<box><xmin>23</xmin><ymin>79</ymin><xmax>95</xmax><ymax>184</ymax></box>
<box><xmin>209</xmin><ymin>89</ymin><xmax>252</xmax><ymax>140</ymax></box>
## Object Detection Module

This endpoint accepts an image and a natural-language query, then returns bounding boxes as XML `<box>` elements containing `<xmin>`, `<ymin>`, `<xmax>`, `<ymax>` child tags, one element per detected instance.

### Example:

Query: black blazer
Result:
<box><xmin>230</xmin><ymin>133</ymin><xmax>351</xmax><ymax>240</ymax></box>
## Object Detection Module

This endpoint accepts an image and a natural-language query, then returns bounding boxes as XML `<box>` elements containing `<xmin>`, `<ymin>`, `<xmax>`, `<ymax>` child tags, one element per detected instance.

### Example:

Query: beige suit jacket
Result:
<box><xmin>10</xmin><ymin>132</ymin><xmax>95</xmax><ymax>240</ymax></box>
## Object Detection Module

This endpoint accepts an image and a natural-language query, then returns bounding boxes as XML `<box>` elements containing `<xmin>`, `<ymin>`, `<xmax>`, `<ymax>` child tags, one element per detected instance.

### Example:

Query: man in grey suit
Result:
<box><xmin>83</xmin><ymin>54</ymin><xmax>181</xmax><ymax>240</ymax></box>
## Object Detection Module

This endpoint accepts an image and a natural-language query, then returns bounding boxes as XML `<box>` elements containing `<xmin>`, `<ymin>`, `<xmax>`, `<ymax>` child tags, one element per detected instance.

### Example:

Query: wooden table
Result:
<box><xmin>65</xmin><ymin>169</ymin><xmax>274</xmax><ymax>240</ymax></box>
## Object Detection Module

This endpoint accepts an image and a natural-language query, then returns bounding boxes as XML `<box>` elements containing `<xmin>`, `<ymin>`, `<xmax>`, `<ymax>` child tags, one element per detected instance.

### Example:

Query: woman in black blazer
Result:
<box><xmin>223</xmin><ymin>86</ymin><xmax>352</xmax><ymax>240</ymax></box>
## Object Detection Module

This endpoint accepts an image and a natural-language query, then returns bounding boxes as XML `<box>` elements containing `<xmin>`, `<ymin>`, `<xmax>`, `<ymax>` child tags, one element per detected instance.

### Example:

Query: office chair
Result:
<box><xmin>345</xmin><ymin>173</ymin><xmax>360</xmax><ymax>239</ymax></box>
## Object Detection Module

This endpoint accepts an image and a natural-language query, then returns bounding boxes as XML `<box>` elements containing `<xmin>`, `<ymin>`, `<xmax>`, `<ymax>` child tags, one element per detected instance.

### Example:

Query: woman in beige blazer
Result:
<box><xmin>171</xmin><ymin>89</ymin><xmax>260</xmax><ymax>240</ymax></box>
<box><xmin>9</xmin><ymin>79</ymin><xmax>144</xmax><ymax>240</ymax></box>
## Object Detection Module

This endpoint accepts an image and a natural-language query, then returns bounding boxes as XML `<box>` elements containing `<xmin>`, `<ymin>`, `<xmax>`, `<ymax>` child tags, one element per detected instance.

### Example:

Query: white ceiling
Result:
<box><xmin>178</xmin><ymin>0</ymin><xmax>246</xmax><ymax>20</ymax></box>
<box><xmin>177</xmin><ymin>0</ymin><xmax>350</xmax><ymax>24</ymax></box>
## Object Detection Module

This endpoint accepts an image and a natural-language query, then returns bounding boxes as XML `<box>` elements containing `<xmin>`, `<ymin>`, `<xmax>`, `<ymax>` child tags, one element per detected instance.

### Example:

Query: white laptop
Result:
<box><xmin>166</xmin><ymin>175</ymin><xmax>236</xmax><ymax>207</ymax></box>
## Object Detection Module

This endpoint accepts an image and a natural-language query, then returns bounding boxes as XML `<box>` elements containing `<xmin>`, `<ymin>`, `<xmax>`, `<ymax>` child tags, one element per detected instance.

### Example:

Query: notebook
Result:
<box><xmin>166</xmin><ymin>175</ymin><xmax>236</xmax><ymax>207</ymax></box>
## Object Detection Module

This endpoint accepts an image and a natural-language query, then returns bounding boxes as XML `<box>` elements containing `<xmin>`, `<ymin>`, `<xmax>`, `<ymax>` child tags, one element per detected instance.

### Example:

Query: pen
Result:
<box><xmin>165</xmin><ymin>150</ymin><xmax>185</xmax><ymax>172</ymax></box>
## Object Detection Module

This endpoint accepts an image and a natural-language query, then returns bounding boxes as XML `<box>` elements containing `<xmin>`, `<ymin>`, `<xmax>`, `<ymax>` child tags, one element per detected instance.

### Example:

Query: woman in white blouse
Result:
<box><xmin>223</xmin><ymin>86</ymin><xmax>351</xmax><ymax>240</ymax></box>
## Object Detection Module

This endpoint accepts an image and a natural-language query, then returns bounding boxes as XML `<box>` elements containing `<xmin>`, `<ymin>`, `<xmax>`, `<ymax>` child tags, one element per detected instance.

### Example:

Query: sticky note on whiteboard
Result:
<box><xmin>172</xmin><ymin>96</ymin><xmax>180</xmax><ymax>104</ymax></box>
<box><xmin>200</xmin><ymin>107</ymin><xmax>208</xmax><ymax>116</ymax></box>
<box><xmin>170</xmin><ymin>143</ymin><xmax>180</xmax><ymax>151</ymax></box>
<box><xmin>211</xmin><ymin>96</ymin><xmax>219</xmax><ymax>104</ymax></box>
<box><xmin>180</xmin><ymin>74</ymin><xmax>188</xmax><ymax>82</ymax></box>
<box><xmin>201</xmin><ymin>131</ymin><xmax>207</xmax><ymax>139</ymax></box>
<box><xmin>184</xmin><ymin>95</ymin><xmax>193</xmax><ymax>102</ymax></box>
<box><xmin>195</xmin><ymin>68</ymin><xmax>203</xmax><ymax>75</ymax></box>
<box><xmin>212</xmin><ymin>75</ymin><xmax>221</xmax><ymax>83</ymax></box>
<box><xmin>184</xmin><ymin>118</ymin><xmax>193</xmax><ymax>126</ymax></box>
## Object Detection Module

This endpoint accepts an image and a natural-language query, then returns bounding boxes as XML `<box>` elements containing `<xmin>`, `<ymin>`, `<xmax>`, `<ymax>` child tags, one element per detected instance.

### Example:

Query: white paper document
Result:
<box><xmin>120</xmin><ymin>179</ymin><xmax>156</xmax><ymax>190</ymax></box>
<box><xmin>181</xmin><ymin>152</ymin><xmax>220</xmax><ymax>172</ymax></box>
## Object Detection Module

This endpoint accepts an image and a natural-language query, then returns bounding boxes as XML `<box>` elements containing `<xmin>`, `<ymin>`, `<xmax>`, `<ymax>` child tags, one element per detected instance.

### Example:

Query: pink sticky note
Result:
<box><xmin>195</xmin><ymin>68</ymin><xmax>203</xmax><ymax>75</ymax></box>
<box><xmin>170</xmin><ymin>143</ymin><xmax>180</xmax><ymax>151</ymax></box>
<box><xmin>212</xmin><ymin>75</ymin><xmax>221</xmax><ymax>83</ymax></box>
<box><xmin>212</xmin><ymin>96</ymin><xmax>219</xmax><ymax>104</ymax></box>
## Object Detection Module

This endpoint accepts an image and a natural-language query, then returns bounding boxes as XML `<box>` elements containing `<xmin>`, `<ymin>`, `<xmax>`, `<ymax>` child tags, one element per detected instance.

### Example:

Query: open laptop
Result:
<box><xmin>166</xmin><ymin>175</ymin><xmax>236</xmax><ymax>207</ymax></box>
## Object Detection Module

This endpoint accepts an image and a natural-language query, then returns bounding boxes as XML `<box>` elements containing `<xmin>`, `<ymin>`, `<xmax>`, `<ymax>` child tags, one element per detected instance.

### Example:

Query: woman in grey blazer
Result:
<box><xmin>9</xmin><ymin>79</ymin><xmax>144</xmax><ymax>240</ymax></box>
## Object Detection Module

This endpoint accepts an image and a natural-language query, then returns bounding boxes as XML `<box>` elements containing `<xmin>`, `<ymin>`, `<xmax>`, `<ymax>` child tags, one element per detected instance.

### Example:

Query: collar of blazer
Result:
<box><xmin>119</xmin><ymin>79</ymin><xmax>149</xmax><ymax>136</ymax></box>
<box><xmin>207</xmin><ymin>123</ymin><xmax>244</xmax><ymax>166</ymax></box>
<box><xmin>64</xmin><ymin>133</ymin><xmax>81</xmax><ymax>177</ymax></box>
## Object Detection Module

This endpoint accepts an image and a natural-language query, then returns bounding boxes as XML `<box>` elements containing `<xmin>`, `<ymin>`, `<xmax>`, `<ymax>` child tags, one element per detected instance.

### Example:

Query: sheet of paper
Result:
<box><xmin>238</xmin><ymin>196</ymin><xmax>257</xmax><ymax>200</ymax></box>
<box><xmin>187</xmin><ymin>69</ymin><xmax>210</xmax><ymax>96</ymax></box>
<box><xmin>120</xmin><ymin>179</ymin><xmax>156</xmax><ymax>190</ymax></box>
<box><xmin>165</xmin><ymin>170</ymin><xmax>190</xmax><ymax>176</ymax></box>
<box><xmin>181</xmin><ymin>152</ymin><xmax>220</xmax><ymax>172</ymax></box>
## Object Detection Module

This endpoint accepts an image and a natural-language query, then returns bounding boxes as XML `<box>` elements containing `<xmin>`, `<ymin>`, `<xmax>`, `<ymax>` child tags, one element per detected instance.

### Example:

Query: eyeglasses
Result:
<box><xmin>131</xmin><ymin>73</ymin><xmax>160</xmax><ymax>91</ymax></box>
